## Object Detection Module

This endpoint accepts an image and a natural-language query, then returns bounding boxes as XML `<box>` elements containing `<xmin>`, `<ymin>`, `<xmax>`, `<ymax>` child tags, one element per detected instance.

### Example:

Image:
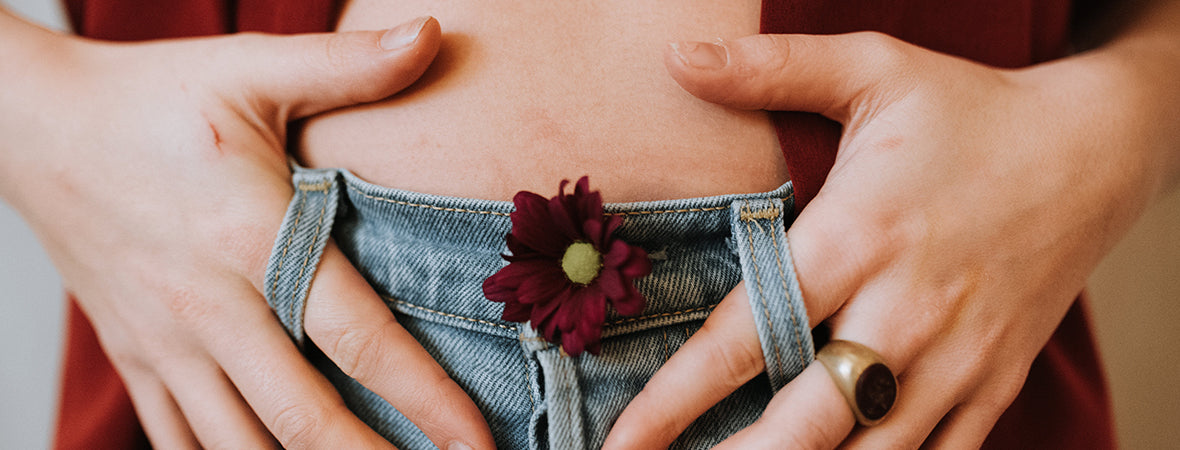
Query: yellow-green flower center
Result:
<box><xmin>561</xmin><ymin>242</ymin><xmax>602</xmax><ymax>285</ymax></box>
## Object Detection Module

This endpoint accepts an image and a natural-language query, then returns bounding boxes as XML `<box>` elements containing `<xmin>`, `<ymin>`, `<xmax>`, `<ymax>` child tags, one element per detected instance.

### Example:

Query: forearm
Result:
<box><xmin>0</xmin><ymin>7</ymin><xmax>80</xmax><ymax>202</ymax></box>
<box><xmin>1079</xmin><ymin>0</ymin><xmax>1180</xmax><ymax>194</ymax></box>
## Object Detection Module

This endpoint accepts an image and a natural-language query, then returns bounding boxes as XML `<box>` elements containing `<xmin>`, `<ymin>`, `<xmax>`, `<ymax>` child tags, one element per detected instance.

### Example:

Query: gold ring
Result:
<box><xmin>815</xmin><ymin>340</ymin><xmax>898</xmax><ymax>426</ymax></box>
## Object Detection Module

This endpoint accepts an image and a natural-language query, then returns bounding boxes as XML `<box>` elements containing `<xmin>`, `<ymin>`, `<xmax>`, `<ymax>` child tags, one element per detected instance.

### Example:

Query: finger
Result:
<box><xmin>159</xmin><ymin>358</ymin><xmax>278</xmax><ymax>448</ymax></box>
<box><xmin>715</xmin><ymin>364</ymin><xmax>852</xmax><ymax>450</ymax></box>
<box><xmin>304</xmin><ymin>242</ymin><xmax>495</xmax><ymax>450</ymax></box>
<box><xmin>808</xmin><ymin>297</ymin><xmax>961</xmax><ymax>449</ymax></box>
<box><xmin>664</xmin><ymin>31</ymin><xmax>919</xmax><ymax>121</ymax></box>
<box><xmin>172</xmin><ymin>283</ymin><xmax>393</xmax><ymax>449</ymax></box>
<box><xmin>920</xmin><ymin>369</ymin><xmax>1025</xmax><ymax>449</ymax></box>
<box><xmin>839</xmin><ymin>357</ymin><xmax>959</xmax><ymax>449</ymax></box>
<box><xmin>604</xmin><ymin>284</ymin><xmax>763</xmax><ymax>449</ymax></box>
<box><xmin>920</xmin><ymin>399</ymin><xmax>1008</xmax><ymax>449</ymax></box>
<box><xmin>119</xmin><ymin>371</ymin><xmax>202</xmax><ymax>449</ymax></box>
<box><xmin>217</xmin><ymin>16</ymin><xmax>442</xmax><ymax>119</ymax></box>
<box><xmin>785</xmin><ymin>198</ymin><xmax>896</xmax><ymax>332</ymax></box>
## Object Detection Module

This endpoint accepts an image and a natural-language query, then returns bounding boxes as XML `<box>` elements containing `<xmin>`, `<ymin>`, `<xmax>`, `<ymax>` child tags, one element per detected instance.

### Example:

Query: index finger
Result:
<box><xmin>175</xmin><ymin>280</ymin><xmax>395</xmax><ymax>449</ymax></box>
<box><xmin>303</xmin><ymin>243</ymin><xmax>496</xmax><ymax>450</ymax></box>
<box><xmin>604</xmin><ymin>284</ymin><xmax>764</xmax><ymax>449</ymax></box>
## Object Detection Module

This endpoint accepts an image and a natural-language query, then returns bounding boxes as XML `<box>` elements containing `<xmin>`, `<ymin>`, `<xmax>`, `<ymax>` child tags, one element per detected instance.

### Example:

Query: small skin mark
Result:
<box><xmin>878</xmin><ymin>135</ymin><xmax>905</xmax><ymax>151</ymax></box>
<box><xmin>200</xmin><ymin>111</ymin><xmax>225</xmax><ymax>155</ymax></box>
<box><xmin>209</xmin><ymin>123</ymin><xmax>223</xmax><ymax>149</ymax></box>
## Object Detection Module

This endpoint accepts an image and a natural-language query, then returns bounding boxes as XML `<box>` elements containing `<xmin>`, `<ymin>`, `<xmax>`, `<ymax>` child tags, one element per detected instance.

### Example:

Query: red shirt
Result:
<box><xmin>54</xmin><ymin>1</ymin><xmax>1114</xmax><ymax>448</ymax></box>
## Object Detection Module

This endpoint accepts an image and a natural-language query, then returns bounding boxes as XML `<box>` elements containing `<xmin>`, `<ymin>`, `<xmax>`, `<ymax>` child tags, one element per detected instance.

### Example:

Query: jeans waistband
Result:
<box><xmin>329</xmin><ymin>168</ymin><xmax>795</xmax><ymax>340</ymax></box>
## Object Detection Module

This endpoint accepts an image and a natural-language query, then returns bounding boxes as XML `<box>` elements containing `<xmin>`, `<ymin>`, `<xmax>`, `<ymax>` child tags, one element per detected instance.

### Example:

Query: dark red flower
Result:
<box><xmin>482</xmin><ymin>176</ymin><xmax>651</xmax><ymax>355</ymax></box>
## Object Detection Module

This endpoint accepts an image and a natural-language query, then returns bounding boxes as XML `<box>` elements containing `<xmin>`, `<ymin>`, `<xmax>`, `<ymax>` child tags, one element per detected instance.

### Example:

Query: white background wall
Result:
<box><xmin>1</xmin><ymin>1</ymin><xmax>1178</xmax><ymax>448</ymax></box>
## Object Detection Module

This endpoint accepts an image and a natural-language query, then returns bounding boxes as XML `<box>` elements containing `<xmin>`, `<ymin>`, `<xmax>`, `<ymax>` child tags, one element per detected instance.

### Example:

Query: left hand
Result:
<box><xmin>604</xmin><ymin>31</ymin><xmax>1170</xmax><ymax>448</ymax></box>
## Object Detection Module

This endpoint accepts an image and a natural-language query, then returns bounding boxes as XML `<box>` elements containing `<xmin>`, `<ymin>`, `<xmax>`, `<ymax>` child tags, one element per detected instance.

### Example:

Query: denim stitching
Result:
<box><xmin>515</xmin><ymin>336</ymin><xmax>537</xmax><ymax>414</ymax></box>
<box><xmin>348</xmin><ymin>184</ymin><xmax>512</xmax><ymax>216</ymax></box>
<box><xmin>604</xmin><ymin>304</ymin><xmax>717</xmax><ymax>326</ymax></box>
<box><xmin>743</xmin><ymin>200</ymin><xmax>786</xmax><ymax>379</ymax></box>
<box><xmin>346</xmin><ymin>181</ymin><xmax>792</xmax><ymax>217</ymax></box>
<box><xmin>290</xmin><ymin>188</ymin><xmax>331</xmax><ymax>326</ymax></box>
<box><xmin>385</xmin><ymin>296</ymin><xmax>717</xmax><ymax>333</ymax></box>
<box><xmin>613</xmin><ymin>207</ymin><xmax>728</xmax><ymax>216</ymax></box>
<box><xmin>269</xmin><ymin>189</ymin><xmax>308</xmax><ymax>305</ymax></box>
<box><xmin>766</xmin><ymin>219</ymin><xmax>808</xmax><ymax>367</ymax></box>
<box><xmin>389</xmin><ymin>298</ymin><xmax>518</xmax><ymax>331</ymax></box>
<box><xmin>298</xmin><ymin>181</ymin><xmax>332</xmax><ymax>192</ymax></box>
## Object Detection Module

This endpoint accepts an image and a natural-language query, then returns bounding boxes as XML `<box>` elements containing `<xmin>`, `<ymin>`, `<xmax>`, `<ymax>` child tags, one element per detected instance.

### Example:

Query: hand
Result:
<box><xmin>605</xmin><ymin>31</ymin><xmax>1170</xmax><ymax>447</ymax></box>
<box><xmin>0</xmin><ymin>16</ymin><xmax>494</xmax><ymax>449</ymax></box>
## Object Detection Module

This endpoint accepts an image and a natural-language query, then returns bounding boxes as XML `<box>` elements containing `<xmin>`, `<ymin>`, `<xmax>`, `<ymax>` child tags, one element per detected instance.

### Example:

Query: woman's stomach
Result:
<box><xmin>295</xmin><ymin>0</ymin><xmax>787</xmax><ymax>203</ymax></box>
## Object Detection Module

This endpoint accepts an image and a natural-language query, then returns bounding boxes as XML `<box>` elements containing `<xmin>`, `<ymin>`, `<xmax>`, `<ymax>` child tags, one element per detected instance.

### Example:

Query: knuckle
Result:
<box><xmin>849</xmin><ymin>31</ymin><xmax>908</xmax><ymax>69</ymax></box>
<box><xmin>315</xmin><ymin>33</ymin><xmax>385</xmax><ymax>104</ymax></box>
<box><xmin>167</xmin><ymin>285</ymin><xmax>220</xmax><ymax>325</ymax></box>
<box><xmin>205</xmin><ymin>220</ymin><xmax>276</xmax><ymax>282</ymax></box>
<box><xmin>745</xmin><ymin>37</ymin><xmax>796</xmax><ymax>110</ymax></box>
<box><xmin>320</xmin><ymin>33</ymin><xmax>355</xmax><ymax>75</ymax></box>
<box><xmin>982</xmin><ymin>369</ymin><xmax>1028</xmax><ymax>413</ymax></box>
<box><xmin>271</xmin><ymin>401</ymin><xmax>336</xmax><ymax>448</ymax></box>
<box><xmin>320</xmin><ymin>317</ymin><xmax>397</xmax><ymax>381</ymax></box>
<box><xmin>106</xmin><ymin>348</ymin><xmax>153</xmax><ymax>378</ymax></box>
<box><xmin>697</xmin><ymin>324</ymin><xmax>763</xmax><ymax>392</ymax></box>
<box><xmin>791</xmin><ymin>418</ymin><xmax>843</xmax><ymax>449</ymax></box>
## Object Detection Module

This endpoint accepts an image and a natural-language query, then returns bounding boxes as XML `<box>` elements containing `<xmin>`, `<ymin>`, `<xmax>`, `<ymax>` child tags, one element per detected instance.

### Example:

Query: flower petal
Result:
<box><xmin>511</xmin><ymin>191</ymin><xmax>569</xmax><ymax>255</ymax></box>
<box><xmin>531</xmin><ymin>286</ymin><xmax>569</xmax><ymax>330</ymax></box>
<box><xmin>582</xmin><ymin>218</ymin><xmax>604</xmax><ymax>249</ymax></box>
<box><xmin>610</xmin><ymin>281</ymin><xmax>646</xmax><ymax>316</ymax></box>
<box><xmin>548</xmin><ymin>194</ymin><xmax>582</xmax><ymax>242</ymax></box>
<box><xmin>601</xmin><ymin>215</ymin><xmax>623</xmax><ymax>244</ymax></box>
<box><xmin>517</xmin><ymin>269</ymin><xmax>569</xmax><ymax>305</ymax></box>
<box><xmin>602</xmin><ymin>239</ymin><xmax>632</xmax><ymax>268</ymax></box>
<box><xmin>500</xmin><ymin>300</ymin><xmax>532</xmax><ymax>323</ymax></box>
<box><xmin>597</xmin><ymin>267</ymin><xmax>626</xmax><ymax>301</ymax></box>
<box><xmin>620</xmin><ymin>246</ymin><xmax>652</xmax><ymax>279</ymax></box>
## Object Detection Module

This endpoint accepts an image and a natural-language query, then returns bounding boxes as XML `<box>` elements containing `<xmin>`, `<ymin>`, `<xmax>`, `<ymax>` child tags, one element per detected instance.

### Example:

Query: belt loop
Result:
<box><xmin>520</xmin><ymin>326</ymin><xmax>587</xmax><ymax>450</ymax></box>
<box><xmin>263</xmin><ymin>166</ymin><xmax>342</xmax><ymax>347</ymax></box>
<box><xmin>729</xmin><ymin>196</ymin><xmax>815</xmax><ymax>391</ymax></box>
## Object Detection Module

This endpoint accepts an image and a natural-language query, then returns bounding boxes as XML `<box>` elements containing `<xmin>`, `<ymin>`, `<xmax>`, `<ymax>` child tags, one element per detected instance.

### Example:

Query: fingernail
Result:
<box><xmin>380</xmin><ymin>16</ymin><xmax>431</xmax><ymax>50</ymax></box>
<box><xmin>670</xmin><ymin>40</ymin><xmax>728</xmax><ymax>70</ymax></box>
<box><xmin>447</xmin><ymin>441</ymin><xmax>472</xmax><ymax>450</ymax></box>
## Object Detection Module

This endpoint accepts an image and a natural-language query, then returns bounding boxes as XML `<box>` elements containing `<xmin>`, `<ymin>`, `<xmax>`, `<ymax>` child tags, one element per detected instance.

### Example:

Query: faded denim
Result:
<box><xmin>264</xmin><ymin>165</ymin><xmax>815</xmax><ymax>449</ymax></box>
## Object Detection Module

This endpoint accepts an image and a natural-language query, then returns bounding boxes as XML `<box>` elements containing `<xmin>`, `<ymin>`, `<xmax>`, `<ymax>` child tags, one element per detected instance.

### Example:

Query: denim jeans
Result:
<box><xmin>264</xmin><ymin>166</ymin><xmax>815</xmax><ymax>449</ymax></box>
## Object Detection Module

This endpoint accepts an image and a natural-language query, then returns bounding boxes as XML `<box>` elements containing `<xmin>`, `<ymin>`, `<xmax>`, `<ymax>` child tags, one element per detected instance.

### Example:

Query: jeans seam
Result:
<box><xmin>743</xmin><ymin>200</ymin><xmax>787</xmax><ymax>380</ymax></box>
<box><xmin>384</xmin><ymin>296</ymin><xmax>719</xmax><ymax>334</ymax></box>
<box><xmin>605</xmin><ymin>304</ymin><xmax>717</xmax><ymax>326</ymax></box>
<box><xmin>347</xmin><ymin>184</ymin><xmax>512</xmax><ymax>217</ymax></box>
<box><xmin>768</xmin><ymin>220</ymin><xmax>808</xmax><ymax>368</ymax></box>
<box><xmin>269</xmin><ymin>189</ymin><xmax>308</xmax><ymax>304</ymax></box>
<box><xmin>346</xmin><ymin>181</ymin><xmax>793</xmax><ymax>217</ymax></box>
<box><xmin>388</xmin><ymin>297</ymin><xmax>519</xmax><ymax>331</ymax></box>
<box><xmin>289</xmin><ymin>186</ymin><xmax>331</xmax><ymax>327</ymax></box>
<box><xmin>516</xmin><ymin>335</ymin><xmax>537</xmax><ymax>415</ymax></box>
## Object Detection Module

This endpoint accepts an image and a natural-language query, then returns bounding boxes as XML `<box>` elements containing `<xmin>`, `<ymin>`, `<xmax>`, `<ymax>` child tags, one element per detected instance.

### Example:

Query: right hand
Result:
<box><xmin>0</xmin><ymin>15</ymin><xmax>494</xmax><ymax>449</ymax></box>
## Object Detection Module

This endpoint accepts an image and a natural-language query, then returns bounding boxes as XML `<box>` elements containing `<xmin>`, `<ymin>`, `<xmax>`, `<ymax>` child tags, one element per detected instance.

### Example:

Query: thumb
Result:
<box><xmin>663</xmin><ymin>31</ymin><xmax>918</xmax><ymax>122</ymax></box>
<box><xmin>217</xmin><ymin>16</ymin><xmax>442</xmax><ymax>120</ymax></box>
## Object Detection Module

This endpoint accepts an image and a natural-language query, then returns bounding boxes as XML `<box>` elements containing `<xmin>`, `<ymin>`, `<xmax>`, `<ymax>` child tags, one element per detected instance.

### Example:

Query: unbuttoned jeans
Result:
<box><xmin>264</xmin><ymin>166</ymin><xmax>814</xmax><ymax>449</ymax></box>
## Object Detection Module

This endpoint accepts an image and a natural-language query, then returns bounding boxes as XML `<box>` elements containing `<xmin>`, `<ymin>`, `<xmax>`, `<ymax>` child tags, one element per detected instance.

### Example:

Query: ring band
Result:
<box><xmin>815</xmin><ymin>340</ymin><xmax>898</xmax><ymax>426</ymax></box>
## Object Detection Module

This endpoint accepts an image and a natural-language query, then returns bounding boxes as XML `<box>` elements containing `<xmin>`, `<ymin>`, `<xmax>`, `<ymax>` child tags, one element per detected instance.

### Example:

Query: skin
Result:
<box><xmin>0</xmin><ymin>1</ymin><xmax>1178</xmax><ymax>449</ymax></box>
<box><xmin>0</xmin><ymin>13</ymin><xmax>493</xmax><ymax>450</ymax></box>
<box><xmin>606</xmin><ymin>1</ymin><xmax>1180</xmax><ymax>448</ymax></box>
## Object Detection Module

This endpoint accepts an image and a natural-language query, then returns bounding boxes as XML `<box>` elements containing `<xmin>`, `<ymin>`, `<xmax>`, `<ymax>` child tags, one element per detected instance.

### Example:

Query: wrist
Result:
<box><xmin>0</xmin><ymin>10</ymin><xmax>87</xmax><ymax>203</ymax></box>
<box><xmin>1025</xmin><ymin>31</ymin><xmax>1180</xmax><ymax>204</ymax></box>
<box><xmin>1083</xmin><ymin>0</ymin><xmax>1180</xmax><ymax>195</ymax></box>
